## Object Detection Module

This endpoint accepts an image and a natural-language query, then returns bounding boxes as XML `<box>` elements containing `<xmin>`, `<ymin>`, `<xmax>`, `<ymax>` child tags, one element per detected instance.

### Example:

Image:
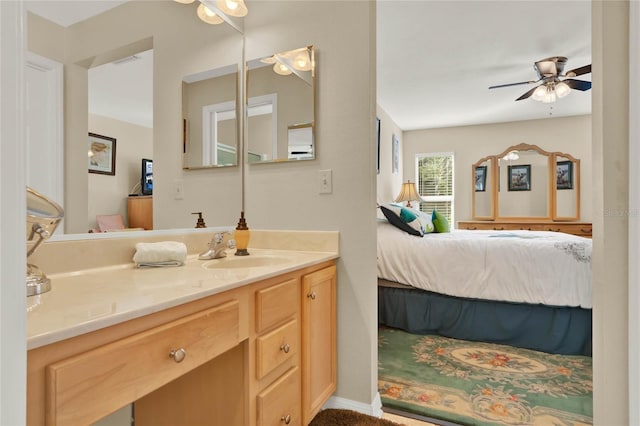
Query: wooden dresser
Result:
<box><xmin>127</xmin><ymin>195</ymin><xmax>153</xmax><ymax>230</ymax></box>
<box><xmin>458</xmin><ymin>220</ymin><xmax>592</xmax><ymax>238</ymax></box>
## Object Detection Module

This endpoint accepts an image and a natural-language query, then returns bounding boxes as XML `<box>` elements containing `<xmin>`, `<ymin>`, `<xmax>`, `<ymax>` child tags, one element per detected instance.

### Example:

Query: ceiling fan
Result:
<box><xmin>489</xmin><ymin>56</ymin><xmax>592</xmax><ymax>102</ymax></box>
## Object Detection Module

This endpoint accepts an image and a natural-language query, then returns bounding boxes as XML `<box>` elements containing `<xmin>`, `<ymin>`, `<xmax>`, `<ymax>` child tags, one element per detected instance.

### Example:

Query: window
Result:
<box><xmin>415</xmin><ymin>152</ymin><xmax>454</xmax><ymax>225</ymax></box>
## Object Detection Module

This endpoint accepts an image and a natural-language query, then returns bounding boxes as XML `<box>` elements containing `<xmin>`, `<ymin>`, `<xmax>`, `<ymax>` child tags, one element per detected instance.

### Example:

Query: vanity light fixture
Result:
<box><xmin>196</xmin><ymin>3</ymin><xmax>225</xmax><ymax>25</ymax></box>
<box><xmin>216</xmin><ymin>0</ymin><xmax>248</xmax><ymax>17</ymax></box>
<box><xmin>175</xmin><ymin>0</ymin><xmax>248</xmax><ymax>25</ymax></box>
<box><xmin>395</xmin><ymin>180</ymin><xmax>423</xmax><ymax>208</ymax></box>
<box><xmin>273</xmin><ymin>62</ymin><xmax>292</xmax><ymax>76</ymax></box>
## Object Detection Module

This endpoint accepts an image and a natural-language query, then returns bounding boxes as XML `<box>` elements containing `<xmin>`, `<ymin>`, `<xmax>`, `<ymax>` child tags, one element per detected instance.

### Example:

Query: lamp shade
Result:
<box><xmin>197</xmin><ymin>4</ymin><xmax>224</xmax><ymax>24</ymax></box>
<box><xmin>216</xmin><ymin>0</ymin><xmax>248</xmax><ymax>17</ymax></box>
<box><xmin>395</xmin><ymin>180</ymin><xmax>422</xmax><ymax>207</ymax></box>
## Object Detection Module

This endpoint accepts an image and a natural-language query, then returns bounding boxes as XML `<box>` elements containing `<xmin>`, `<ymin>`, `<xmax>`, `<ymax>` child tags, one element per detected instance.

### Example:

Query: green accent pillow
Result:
<box><xmin>432</xmin><ymin>210</ymin><xmax>450</xmax><ymax>233</ymax></box>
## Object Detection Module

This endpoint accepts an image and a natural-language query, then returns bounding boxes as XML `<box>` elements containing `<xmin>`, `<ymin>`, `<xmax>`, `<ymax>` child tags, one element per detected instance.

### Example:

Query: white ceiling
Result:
<box><xmin>25</xmin><ymin>0</ymin><xmax>592</xmax><ymax>132</ymax></box>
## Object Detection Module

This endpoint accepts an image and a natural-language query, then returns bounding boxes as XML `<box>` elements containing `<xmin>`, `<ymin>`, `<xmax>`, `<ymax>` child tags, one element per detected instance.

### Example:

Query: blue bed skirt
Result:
<box><xmin>378</xmin><ymin>285</ymin><xmax>592</xmax><ymax>356</ymax></box>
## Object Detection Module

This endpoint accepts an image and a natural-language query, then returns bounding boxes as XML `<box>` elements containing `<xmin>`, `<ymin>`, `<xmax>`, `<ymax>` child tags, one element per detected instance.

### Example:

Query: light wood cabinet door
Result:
<box><xmin>301</xmin><ymin>266</ymin><xmax>336</xmax><ymax>424</ymax></box>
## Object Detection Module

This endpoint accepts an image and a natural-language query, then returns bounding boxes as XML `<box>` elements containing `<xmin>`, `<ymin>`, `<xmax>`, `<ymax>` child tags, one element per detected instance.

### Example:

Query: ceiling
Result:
<box><xmin>25</xmin><ymin>0</ymin><xmax>592</xmax><ymax>132</ymax></box>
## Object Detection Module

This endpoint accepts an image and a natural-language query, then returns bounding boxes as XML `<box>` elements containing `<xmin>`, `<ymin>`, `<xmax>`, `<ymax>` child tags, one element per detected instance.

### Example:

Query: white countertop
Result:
<box><xmin>27</xmin><ymin>248</ymin><xmax>337</xmax><ymax>350</ymax></box>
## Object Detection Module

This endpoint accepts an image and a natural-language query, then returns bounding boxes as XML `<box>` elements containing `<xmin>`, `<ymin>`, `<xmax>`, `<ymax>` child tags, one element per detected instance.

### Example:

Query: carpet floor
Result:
<box><xmin>310</xmin><ymin>409</ymin><xmax>402</xmax><ymax>426</ymax></box>
<box><xmin>378</xmin><ymin>327</ymin><xmax>593</xmax><ymax>425</ymax></box>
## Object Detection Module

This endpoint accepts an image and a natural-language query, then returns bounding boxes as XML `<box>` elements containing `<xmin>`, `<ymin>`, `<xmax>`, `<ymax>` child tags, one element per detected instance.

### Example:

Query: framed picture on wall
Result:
<box><xmin>556</xmin><ymin>161</ymin><xmax>573</xmax><ymax>190</ymax></box>
<box><xmin>475</xmin><ymin>166</ymin><xmax>487</xmax><ymax>192</ymax></box>
<box><xmin>392</xmin><ymin>134</ymin><xmax>399</xmax><ymax>174</ymax></box>
<box><xmin>508</xmin><ymin>164</ymin><xmax>531</xmax><ymax>191</ymax></box>
<box><xmin>376</xmin><ymin>117</ymin><xmax>381</xmax><ymax>175</ymax></box>
<box><xmin>88</xmin><ymin>132</ymin><xmax>116</xmax><ymax>176</ymax></box>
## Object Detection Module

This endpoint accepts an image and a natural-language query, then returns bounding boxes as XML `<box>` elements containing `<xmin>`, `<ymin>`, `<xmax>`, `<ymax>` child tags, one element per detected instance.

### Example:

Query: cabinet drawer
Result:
<box><xmin>256</xmin><ymin>278</ymin><xmax>299</xmax><ymax>333</ymax></box>
<box><xmin>256</xmin><ymin>319</ymin><xmax>299</xmax><ymax>380</ymax></box>
<box><xmin>46</xmin><ymin>300</ymin><xmax>240</xmax><ymax>426</ymax></box>
<box><xmin>257</xmin><ymin>367</ymin><xmax>301</xmax><ymax>426</ymax></box>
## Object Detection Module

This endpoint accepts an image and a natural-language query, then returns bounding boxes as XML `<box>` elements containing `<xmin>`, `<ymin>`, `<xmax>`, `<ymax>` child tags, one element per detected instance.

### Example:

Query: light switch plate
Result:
<box><xmin>318</xmin><ymin>169</ymin><xmax>332</xmax><ymax>194</ymax></box>
<box><xmin>174</xmin><ymin>179</ymin><xmax>184</xmax><ymax>200</ymax></box>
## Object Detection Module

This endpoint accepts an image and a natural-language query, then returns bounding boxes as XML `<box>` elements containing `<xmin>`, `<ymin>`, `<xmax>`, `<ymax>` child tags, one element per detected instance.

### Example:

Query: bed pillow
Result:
<box><xmin>432</xmin><ymin>209</ymin><xmax>450</xmax><ymax>233</ymax></box>
<box><xmin>379</xmin><ymin>204</ymin><xmax>424</xmax><ymax>236</ymax></box>
<box><xmin>416</xmin><ymin>210</ymin><xmax>435</xmax><ymax>234</ymax></box>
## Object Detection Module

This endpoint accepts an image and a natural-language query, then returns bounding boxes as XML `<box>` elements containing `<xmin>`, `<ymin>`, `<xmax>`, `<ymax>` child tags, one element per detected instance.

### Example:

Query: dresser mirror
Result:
<box><xmin>182</xmin><ymin>64</ymin><xmax>240</xmax><ymax>169</ymax></box>
<box><xmin>471</xmin><ymin>143</ymin><xmax>580</xmax><ymax>221</ymax></box>
<box><xmin>246</xmin><ymin>45</ymin><xmax>315</xmax><ymax>163</ymax></box>
<box><xmin>471</xmin><ymin>157</ymin><xmax>494</xmax><ymax>220</ymax></box>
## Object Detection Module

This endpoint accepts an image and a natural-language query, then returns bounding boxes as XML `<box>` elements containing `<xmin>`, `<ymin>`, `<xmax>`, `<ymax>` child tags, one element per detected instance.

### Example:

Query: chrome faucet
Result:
<box><xmin>198</xmin><ymin>231</ymin><xmax>234</xmax><ymax>260</ymax></box>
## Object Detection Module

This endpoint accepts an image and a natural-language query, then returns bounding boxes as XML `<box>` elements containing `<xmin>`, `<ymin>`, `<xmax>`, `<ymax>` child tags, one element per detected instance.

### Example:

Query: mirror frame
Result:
<box><xmin>471</xmin><ymin>155</ymin><xmax>496</xmax><ymax>220</ymax></box>
<box><xmin>471</xmin><ymin>143</ymin><xmax>581</xmax><ymax>222</ymax></box>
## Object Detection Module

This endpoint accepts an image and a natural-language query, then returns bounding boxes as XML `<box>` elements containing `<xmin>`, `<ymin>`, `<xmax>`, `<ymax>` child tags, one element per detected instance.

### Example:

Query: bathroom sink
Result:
<box><xmin>203</xmin><ymin>254</ymin><xmax>292</xmax><ymax>270</ymax></box>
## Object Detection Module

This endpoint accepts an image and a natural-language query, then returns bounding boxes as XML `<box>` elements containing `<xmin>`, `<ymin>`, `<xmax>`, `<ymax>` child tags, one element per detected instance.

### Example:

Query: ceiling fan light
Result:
<box><xmin>273</xmin><ymin>62</ymin><xmax>292</xmax><ymax>76</ymax></box>
<box><xmin>216</xmin><ymin>0</ymin><xmax>248</xmax><ymax>17</ymax></box>
<box><xmin>555</xmin><ymin>82</ymin><xmax>571</xmax><ymax>98</ymax></box>
<box><xmin>197</xmin><ymin>4</ymin><xmax>224</xmax><ymax>24</ymax></box>
<box><xmin>531</xmin><ymin>85</ymin><xmax>548</xmax><ymax>101</ymax></box>
<box><xmin>541</xmin><ymin>91</ymin><xmax>556</xmax><ymax>103</ymax></box>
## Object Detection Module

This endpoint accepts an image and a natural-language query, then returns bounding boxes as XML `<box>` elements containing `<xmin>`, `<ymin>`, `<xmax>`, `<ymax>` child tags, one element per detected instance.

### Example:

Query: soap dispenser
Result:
<box><xmin>192</xmin><ymin>212</ymin><xmax>207</xmax><ymax>228</ymax></box>
<box><xmin>234</xmin><ymin>211</ymin><xmax>250</xmax><ymax>256</ymax></box>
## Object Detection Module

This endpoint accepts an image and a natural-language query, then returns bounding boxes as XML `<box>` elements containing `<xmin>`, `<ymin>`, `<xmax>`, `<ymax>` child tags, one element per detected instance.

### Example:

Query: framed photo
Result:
<box><xmin>474</xmin><ymin>166</ymin><xmax>487</xmax><ymax>192</ymax></box>
<box><xmin>556</xmin><ymin>161</ymin><xmax>573</xmax><ymax>190</ymax></box>
<box><xmin>508</xmin><ymin>164</ymin><xmax>531</xmax><ymax>191</ymax></box>
<box><xmin>88</xmin><ymin>133</ymin><xmax>116</xmax><ymax>176</ymax></box>
<box><xmin>392</xmin><ymin>134</ymin><xmax>399</xmax><ymax>174</ymax></box>
<box><xmin>376</xmin><ymin>117</ymin><xmax>381</xmax><ymax>175</ymax></box>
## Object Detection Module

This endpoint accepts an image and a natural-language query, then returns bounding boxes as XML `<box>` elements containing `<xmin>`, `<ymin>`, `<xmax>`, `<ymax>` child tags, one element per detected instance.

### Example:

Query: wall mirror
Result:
<box><xmin>182</xmin><ymin>64</ymin><xmax>240</xmax><ymax>169</ymax></box>
<box><xmin>471</xmin><ymin>143</ymin><xmax>581</xmax><ymax>221</ymax></box>
<box><xmin>246</xmin><ymin>45</ymin><xmax>315</xmax><ymax>163</ymax></box>
<box><xmin>26</xmin><ymin>1</ymin><xmax>245</xmax><ymax>234</ymax></box>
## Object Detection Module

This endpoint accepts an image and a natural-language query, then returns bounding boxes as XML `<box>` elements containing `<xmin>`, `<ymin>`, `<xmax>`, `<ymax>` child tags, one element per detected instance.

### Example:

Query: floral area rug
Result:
<box><xmin>378</xmin><ymin>327</ymin><xmax>592</xmax><ymax>425</ymax></box>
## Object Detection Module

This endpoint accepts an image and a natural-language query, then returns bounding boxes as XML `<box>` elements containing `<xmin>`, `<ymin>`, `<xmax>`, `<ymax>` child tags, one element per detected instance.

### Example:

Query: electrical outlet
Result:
<box><xmin>318</xmin><ymin>169</ymin><xmax>332</xmax><ymax>194</ymax></box>
<box><xmin>174</xmin><ymin>179</ymin><xmax>184</xmax><ymax>200</ymax></box>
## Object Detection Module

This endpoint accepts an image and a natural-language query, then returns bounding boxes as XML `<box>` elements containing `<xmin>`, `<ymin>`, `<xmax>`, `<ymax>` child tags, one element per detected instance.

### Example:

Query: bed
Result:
<box><xmin>377</xmin><ymin>219</ymin><xmax>593</xmax><ymax>355</ymax></box>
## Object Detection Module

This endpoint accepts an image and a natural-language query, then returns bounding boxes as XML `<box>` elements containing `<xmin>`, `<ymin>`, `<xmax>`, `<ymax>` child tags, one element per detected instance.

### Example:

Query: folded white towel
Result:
<box><xmin>133</xmin><ymin>241</ymin><xmax>187</xmax><ymax>267</ymax></box>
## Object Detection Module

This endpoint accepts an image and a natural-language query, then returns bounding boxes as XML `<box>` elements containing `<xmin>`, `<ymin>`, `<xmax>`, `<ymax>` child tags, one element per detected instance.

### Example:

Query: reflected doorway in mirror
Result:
<box><xmin>475</xmin><ymin>166</ymin><xmax>487</xmax><ymax>192</ymax></box>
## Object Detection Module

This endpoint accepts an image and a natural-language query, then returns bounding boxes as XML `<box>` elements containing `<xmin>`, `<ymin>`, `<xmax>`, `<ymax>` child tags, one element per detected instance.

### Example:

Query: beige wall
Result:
<box><xmin>29</xmin><ymin>0</ymin><xmax>378</xmax><ymax>411</ymax></box>
<box><xmin>402</xmin><ymin>115</ymin><xmax>593</xmax><ymax>224</ymax></box>
<box><xmin>88</xmin><ymin>114</ymin><xmax>152</xmax><ymax>230</ymax></box>
<box><xmin>592</xmin><ymin>1</ymin><xmax>629</xmax><ymax>424</ymax></box>
<box><xmin>244</xmin><ymin>0</ymin><xmax>378</xmax><ymax>405</ymax></box>
<box><xmin>376</xmin><ymin>105</ymin><xmax>404</xmax><ymax>204</ymax></box>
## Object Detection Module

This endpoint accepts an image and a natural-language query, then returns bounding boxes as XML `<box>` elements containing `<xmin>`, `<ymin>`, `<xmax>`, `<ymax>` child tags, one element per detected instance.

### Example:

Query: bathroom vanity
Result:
<box><xmin>26</xmin><ymin>231</ymin><xmax>338</xmax><ymax>426</ymax></box>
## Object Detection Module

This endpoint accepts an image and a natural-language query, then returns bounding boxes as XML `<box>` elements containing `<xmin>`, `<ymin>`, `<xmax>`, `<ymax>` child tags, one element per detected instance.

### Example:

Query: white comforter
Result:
<box><xmin>377</xmin><ymin>221</ymin><xmax>592</xmax><ymax>308</ymax></box>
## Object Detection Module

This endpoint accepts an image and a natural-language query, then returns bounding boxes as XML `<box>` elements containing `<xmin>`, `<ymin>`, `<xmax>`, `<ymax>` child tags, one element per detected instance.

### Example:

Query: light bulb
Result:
<box><xmin>197</xmin><ymin>4</ymin><xmax>224</xmax><ymax>24</ymax></box>
<box><xmin>216</xmin><ymin>0</ymin><xmax>248</xmax><ymax>17</ymax></box>
<box><xmin>532</xmin><ymin>85</ymin><xmax>548</xmax><ymax>101</ymax></box>
<box><xmin>555</xmin><ymin>81</ymin><xmax>571</xmax><ymax>98</ymax></box>
<box><xmin>273</xmin><ymin>63</ymin><xmax>292</xmax><ymax>76</ymax></box>
<box><xmin>292</xmin><ymin>50</ymin><xmax>311</xmax><ymax>71</ymax></box>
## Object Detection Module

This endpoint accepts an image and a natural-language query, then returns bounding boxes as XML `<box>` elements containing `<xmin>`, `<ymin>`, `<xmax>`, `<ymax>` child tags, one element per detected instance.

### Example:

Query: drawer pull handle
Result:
<box><xmin>281</xmin><ymin>414</ymin><xmax>291</xmax><ymax>424</ymax></box>
<box><xmin>581</xmin><ymin>228</ymin><xmax>591</xmax><ymax>233</ymax></box>
<box><xmin>280</xmin><ymin>343</ymin><xmax>291</xmax><ymax>354</ymax></box>
<box><xmin>493</xmin><ymin>227</ymin><xmax>504</xmax><ymax>231</ymax></box>
<box><xmin>307</xmin><ymin>292</ymin><xmax>316</xmax><ymax>300</ymax></box>
<box><xmin>169</xmin><ymin>348</ymin><xmax>186</xmax><ymax>363</ymax></box>
<box><xmin>467</xmin><ymin>226</ymin><xmax>477</xmax><ymax>230</ymax></box>
<box><xmin>548</xmin><ymin>228</ymin><xmax>561</xmax><ymax>232</ymax></box>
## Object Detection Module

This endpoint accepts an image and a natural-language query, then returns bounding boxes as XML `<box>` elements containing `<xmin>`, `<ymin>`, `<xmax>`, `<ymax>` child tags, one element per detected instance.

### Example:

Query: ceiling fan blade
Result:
<box><xmin>515</xmin><ymin>86</ymin><xmax>538</xmax><ymax>101</ymax></box>
<box><xmin>564</xmin><ymin>78</ymin><xmax>592</xmax><ymax>91</ymax></box>
<box><xmin>564</xmin><ymin>64</ymin><xmax>591</xmax><ymax>77</ymax></box>
<box><xmin>489</xmin><ymin>80</ymin><xmax>538</xmax><ymax>90</ymax></box>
